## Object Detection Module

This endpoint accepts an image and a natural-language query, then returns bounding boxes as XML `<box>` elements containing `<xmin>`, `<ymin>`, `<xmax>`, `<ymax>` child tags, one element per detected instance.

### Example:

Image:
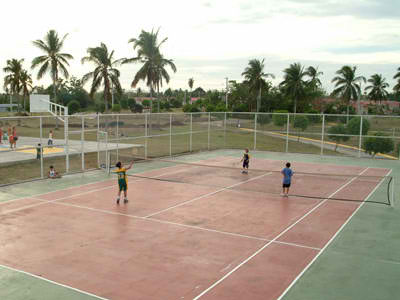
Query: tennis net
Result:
<box><xmin>109</xmin><ymin>154</ymin><xmax>393</xmax><ymax>206</ymax></box>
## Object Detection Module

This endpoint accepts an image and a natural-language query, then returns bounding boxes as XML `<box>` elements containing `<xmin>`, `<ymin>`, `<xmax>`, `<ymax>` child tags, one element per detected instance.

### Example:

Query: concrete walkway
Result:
<box><xmin>0</xmin><ymin>136</ymin><xmax>139</xmax><ymax>164</ymax></box>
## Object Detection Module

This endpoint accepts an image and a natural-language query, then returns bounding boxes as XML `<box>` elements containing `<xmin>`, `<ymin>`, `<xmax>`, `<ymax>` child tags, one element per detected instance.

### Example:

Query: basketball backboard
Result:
<box><xmin>30</xmin><ymin>94</ymin><xmax>50</xmax><ymax>113</ymax></box>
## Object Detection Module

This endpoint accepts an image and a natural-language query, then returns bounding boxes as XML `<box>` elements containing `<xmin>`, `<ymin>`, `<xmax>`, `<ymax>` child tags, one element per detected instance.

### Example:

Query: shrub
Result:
<box><xmin>257</xmin><ymin>114</ymin><xmax>271</xmax><ymax>125</ymax></box>
<box><xmin>120</xmin><ymin>98</ymin><xmax>129</xmax><ymax>109</ymax></box>
<box><xmin>272</xmin><ymin>110</ymin><xmax>288</xmax><ymax>127</ymax></box>
<box><xmin>305</xmin><ymin>109</ymin><xmax>322</xmax><ymax>124</ymax></box>
<box><xmin>327</xmin><ymin>124</ymin><xmax>350</xmax><ymax>151</ymax></box>
<box><xmin>111</xmin><ymin>104</ymin><xmax>121</xmax><ymax>113</ymax></box>
<box><xmin>130</xmin><ymin>103</ymin><xmax>143</xmax><ymax>113</ymax></box>
<box><xmin>206</xmin><ymin>104</ymin><xmax>216</xmax><ymax>112</ymax></box>
<box><xmin>346</xmin><ymin>117</ymin><xmax>370</xmax><ymax>136</ymax></box>
<box><xmin>67</xmin><ymin>100</ymin><xmax>80</xmax><ymax>115</ymax></box>
<box><xmin>170</xmin><ymin>98</ymin><xmax>182</xmax><ymax>108</ymax></box>
<box><xmin>293</xmin><ymin>115</ymin><xmax>309</xmax><ymax>141</ymax></box>
<box><xmin>95</xmin><ymin>101</ymin><xmax>105</xmax><ymax>113</ymax></box>
<box><xmin>183</xmin><ymin>104</ymin><xmax>201</xmax><ymax>113</ymax></box>
<box><xmin>364</xmin><ymin>133</ymin><xmax>394</xmax><ymax>158</ymax></box>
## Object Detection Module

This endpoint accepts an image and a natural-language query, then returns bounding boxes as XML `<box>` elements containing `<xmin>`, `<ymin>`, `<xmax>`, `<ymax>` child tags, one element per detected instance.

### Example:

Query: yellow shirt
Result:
<box><xmin>115</xmin><ymin>167</ymin><xmax>127</xmax><ymax>182</ymax></box>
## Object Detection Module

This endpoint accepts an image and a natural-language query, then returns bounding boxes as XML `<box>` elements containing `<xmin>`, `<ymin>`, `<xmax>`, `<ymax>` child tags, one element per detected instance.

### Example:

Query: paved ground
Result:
<box><xmin>0</xmin><ymin>149</ymin><xmax>398</xmax><ymax>300</ymax></box>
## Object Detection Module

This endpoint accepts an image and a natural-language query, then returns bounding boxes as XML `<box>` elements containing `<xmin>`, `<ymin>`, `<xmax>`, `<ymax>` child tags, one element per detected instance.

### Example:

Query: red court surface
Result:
<box><xmin>0</xmin><ymin>156</ymin><xmax>391</xmax><ymax>300</ymax></box>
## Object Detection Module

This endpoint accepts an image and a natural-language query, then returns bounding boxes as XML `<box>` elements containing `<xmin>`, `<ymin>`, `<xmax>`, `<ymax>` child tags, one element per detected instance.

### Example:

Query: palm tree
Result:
<box><xmin>81</xmin><ymin>43</ymin><xmax>122</xmax><ymax>111</ymax></box>
<box><xmin>241</xmin><ymin>58</ymin><xmax>274</xmax><ymax>112</ymax></box>
<box><xmin>394</xmin><ymin>67</ymin><xmax>400</xmax><ymax>94</ymax></box>
<box><xmin>365</xmin><ymin>74</ymin><xmax>389</xmax><ymax>105</ymax></box>
<box><xmin>306</xmin><ymin>66</ymin><xmax>323</xmax><ymax>87</ymax></box>
<box><xmin>3</xmin><ymin>58</ymin><xmax>24</xmax><ymax>110</ymax></box>
<box><xmin>188</xmin><ymin>78</ymin><xmax>194</xmax><ymax>104</ymax></box>
<box><xmin>19</xmin><ymin>70</ymin><xmax>33</xmax><ymax>111</ymax></box>
<box><xmin>332</xmin><ymin>66</ymin><xmax>366</xmax><ymax>119</ymax></box>
<box><xmin>280</xmin><ymin>63</ymin><xmax>308</xmax><ymax>113</ymax></box>
<box><xmin>152</xmin><ymin>54</ymin><xmax>177</xmax><ymax>111</ymax></box>
<box><xmin>123</xmin><ymin>28</ymin><xmax>177</xmax><ymax>113</ymax></box>
<box><xmin>31</xmin><ymin>30</ymin><xmax>73</xmax><ymax>105</ymax></box>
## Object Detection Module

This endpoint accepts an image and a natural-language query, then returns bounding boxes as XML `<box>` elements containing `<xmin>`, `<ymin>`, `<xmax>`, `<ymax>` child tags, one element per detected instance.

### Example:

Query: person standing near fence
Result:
<box><xmin>8</xmin><ymin>126</ymin><xmax>13</xmax><ymax>149</ymax></box>
<box><xmin>12</xmin><ymin>126</ymin><xmax>17</xmax><ymax>149</ymax></box>
<box><xmin>48</xmin><ymin>130</ymin><xmax>54</xmax><ymax>146</ymax></box>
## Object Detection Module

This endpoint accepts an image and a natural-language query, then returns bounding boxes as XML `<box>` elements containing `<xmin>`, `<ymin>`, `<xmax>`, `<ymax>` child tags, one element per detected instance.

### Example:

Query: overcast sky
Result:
<box><xmin>1</xmin><ymin>0</ymin><xmax>399</xmax><ymax>93</ymax></box>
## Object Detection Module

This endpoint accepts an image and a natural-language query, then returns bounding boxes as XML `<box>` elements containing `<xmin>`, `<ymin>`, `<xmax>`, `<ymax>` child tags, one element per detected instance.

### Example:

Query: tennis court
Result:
<box><xmin>0</xmin><ymin>150</ymin><xmax>398</xmax><ymax>300</ymax></box>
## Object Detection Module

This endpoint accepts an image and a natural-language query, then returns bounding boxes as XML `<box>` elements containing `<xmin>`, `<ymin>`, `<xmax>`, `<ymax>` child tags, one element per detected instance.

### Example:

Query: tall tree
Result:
<box><xmin>365</xmin><ymin>74</ymin><xmax>389</xmax><ymax>105</ymax></box>
<box><xmin>81</xmin><ymin>43</ymin><xmax>122</xmax><ymax>111</ymax></box>
<box><xmin>394</xmin><ymin>67</ymin><xmax>400</xmax><ymax>94</ymax></box>
<box><xmin>123</xmin><ymin>28</ymin><xmax>176</xmax><ymax>112</ymax></box>
<box><xmin>3</xmin><ymin>58</ymin><xmax>24</xmax><ymax>109</ymax></box>
<box><xmin>280</xmin><ymin>63</ymin><xmax>308</xmax><ymax>113</ymax></box>
<box><xmin>331</xmin><ymin>65</ymin><xmax>366</xmax><ymax>119</ymax></box>
<box><xmin>241</xmin><ymin>58</ymin><xmax>274</xmax><ymax>112</ymax></box>
<box><xmin>306</xmin><ymin>66</ymin><xmax>323</xmax><ymax>87</ymax></box>
<box><xmin>31</xmin><ymin>30</ymin><xmax>73</xmax><ymax>105</ymax></box>
<box><xmin>19</xmin><ymin>70</ymin><xmax>33</xmax><ymax>110</ymax></box>
<box><xmin>188</xmin><ymin>78</ymin><xmax>194</xmax><ymax>104</ymax></box>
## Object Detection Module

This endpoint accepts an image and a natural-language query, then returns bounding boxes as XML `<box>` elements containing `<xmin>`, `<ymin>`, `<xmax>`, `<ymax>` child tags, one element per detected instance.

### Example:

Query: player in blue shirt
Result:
<box><xmin>281</xmin><ymin>162</ymin><xmax>293</xmax><ymax>197</ymax></box>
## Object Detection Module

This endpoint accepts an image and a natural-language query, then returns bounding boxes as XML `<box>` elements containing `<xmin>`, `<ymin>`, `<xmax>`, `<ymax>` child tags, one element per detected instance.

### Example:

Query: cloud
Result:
<box><xmin>281</xmin><ymin>0</ymin><xmax>400</xmax><ymax>20</ymax></box>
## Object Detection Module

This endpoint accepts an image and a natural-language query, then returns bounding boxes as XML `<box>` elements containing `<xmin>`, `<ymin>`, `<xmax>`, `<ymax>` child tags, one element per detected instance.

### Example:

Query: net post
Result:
<box><xmin>65</xmin><ymin>115</ymin><xmax>69</xmax><ymax>173</ymax></box>
<box><xmin>254</xmin><ymin>113</ymin><xmax>257</xmax><ymax>150</ymax></box>
<box><xmin>208</xmin><ymin>112</ymin><xmax>211</xmax><ymax>150</ymax></box>
<box><xmin>321</xmin><ymin>114</ymin><xmax>325</xmax><ymax>156</ymax></box>
<box><xmin>145</xmin><ymin>113</ymin><xmax>148</xmax><ymax>159</ymax></box>
<box><xmin>190</xmin><ymin>113</ymin><xmax>193</xmax><ymax>152</ymax></box>
<box><xmin>169</xmin><ymin>113</ymin><xmax>172</xmax><ymax>157</ymax></box>
<box><xmin>358</xmin><ymin>116</ymin><xmax>363</xmax><ymax>158</ymax></box>
<box><xmin>286</xmin><ymin>113</ymin><xmax>290</xmax><ymax>153</ymax></box>
<box><xmin>40</xmin><ymin>117</ymin><xmax>44</xmax><ymax>179</ymax></box>
<box><xmin>81</xmin><ymin>116</ymin><xmax>85</xmax><ymax>171</ymax></box>
<box><xmin>116</xmin><ymin>114</ymin><xmax>119</xmax><ymax>162</ymax></box>
<box><xmin>105</xmin><ymin>131</ymin><xmax>109</xmax><ymax>173</ymax></box>
<box><xmin>391</xmin><ymin>175</ymin><xmax>395</xmax><ymax>207</ymax></box>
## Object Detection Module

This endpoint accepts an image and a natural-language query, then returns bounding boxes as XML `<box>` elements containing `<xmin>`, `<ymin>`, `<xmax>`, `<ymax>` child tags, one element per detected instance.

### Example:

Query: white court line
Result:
<box><xmin>0</xmin><ymin>156</ymin><xmax>233</xmax><ymax>206</ymax></box>
<box><xmin>48</xmin><ymin>201</ymin><xmax>268</xmax><ymax>242</ymax></box>
<box><xmin>276</xmin><ymin>168</ymin><xmax>392</xmax><ymax>300</ymax></box>
<box><xmin>0</xmin><ymin>264</ymin><xmax>109</xmax><ymax>300</ymax></box>
<box><xmin>144</xmin><ymin>172</ymin><xmax>273</xmax><ymax>218</ymax></box>
<box><xmin>192</xmin><ymin>167</ymin><xmax>371</xmax><ymax>300</ymax></box>
<box><xmin>48</xmin><ymin>199</ymin><xmax>323</xmax><ymax>252</ymax></box>
<box><xmin>0</xmin><ymin>157</ymin><xmax>237</xmax><ymax>216</ymax></box>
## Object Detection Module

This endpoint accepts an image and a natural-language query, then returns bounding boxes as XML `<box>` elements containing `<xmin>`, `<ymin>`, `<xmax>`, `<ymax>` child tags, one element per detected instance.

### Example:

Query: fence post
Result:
<box><xmin>358</xmin><ymin>116</ymin><xmax>363</xmax><ymax>158</ymax></box>
<box><xmin>169</xmin><ymin>113</ymin><xmax>172</xmax><ymax>156</ymax></box>
<box><xmin>40</xmin><ymin>117</ymin><xmax>43</xmax><ymax>179</ymax></box>
<box><xmin>65</xmin><ymin>115</ymin><xmax>69</xmax><ymax>173</ymax></box>
<box><xmin>116</xmin><ymin>114</ymin><xmax>119</xmax><ymax>161</ymax></box>
<box><xmin>81</xmin><ymin>116</ymin><xmax>85</xmax><ymax>171</ymax></box>
<box><xmin>321</xmin><ymin>114</ymin><xmax>325</xmax><ymax>156</ymax></box>
<box><xmin>145</xmin><ymin>113</ymin><xmax>148</xmax><ymax>159</ymax></box>
<box><xmin>286</xmin><ymin>114</ymin><xmax>290</xmax><ymax>153</ymax></box>
<box><xmin>208</xmin><ymin>112</ymin><xmax>211</xmax><ymax>150</ymax></box>
<box><xmin>97</xmin><ymin>114</ymin><xmax>100</xmax><ymax>167</ymax></box>
<box><xmin>224</xmin><ymin>112</ymin><xmax>227</xmax><ymax>149</ymax></box>
<box><xmin>190</xmin><ymin>113</ymin><xmax>193</xmax><ymax>152</ymax></box>
<box><xmin>254</xmin><ymin>113</ymin><xmax>257</xmax><ymax>150</ymax></box>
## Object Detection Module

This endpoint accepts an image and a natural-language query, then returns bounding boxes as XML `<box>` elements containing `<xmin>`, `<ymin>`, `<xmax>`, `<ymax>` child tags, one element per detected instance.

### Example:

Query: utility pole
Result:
<box><xmin>225</xmin><ymin>77</ymin><xmax>228</xmax><ymax>109</ymax></box>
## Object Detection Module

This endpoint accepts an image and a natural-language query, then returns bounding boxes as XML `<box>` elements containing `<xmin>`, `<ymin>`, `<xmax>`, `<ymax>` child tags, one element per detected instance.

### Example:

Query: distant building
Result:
<box><xmin>0</xmin><ymin>104</ymin><xmax>19</xmax><ymax>112</ymax></box>
<box><xmin>313</xmin><ymin>98</ymin><xmax>400</xmax><ymax>114</ymax></box>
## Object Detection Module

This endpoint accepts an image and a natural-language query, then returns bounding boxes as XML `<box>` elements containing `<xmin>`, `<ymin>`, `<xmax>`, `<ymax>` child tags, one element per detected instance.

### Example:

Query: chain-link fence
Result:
<box><xmin>1</xmin><ymin>112</ymin><xmax>399</xmax><ymax>185</ymax></box>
